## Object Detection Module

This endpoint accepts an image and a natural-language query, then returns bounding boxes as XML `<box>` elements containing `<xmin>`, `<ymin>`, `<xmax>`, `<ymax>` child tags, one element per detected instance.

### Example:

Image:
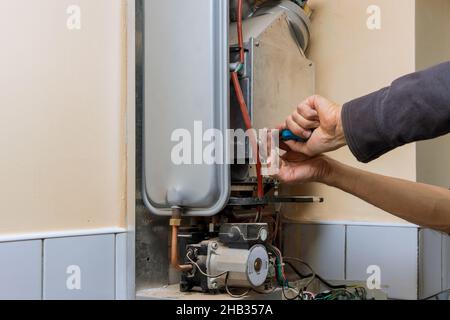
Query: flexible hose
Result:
<box><xmin>231</xmin><ymin>72</ymin><xmax>264</xmax><ymax>204</ymax></box>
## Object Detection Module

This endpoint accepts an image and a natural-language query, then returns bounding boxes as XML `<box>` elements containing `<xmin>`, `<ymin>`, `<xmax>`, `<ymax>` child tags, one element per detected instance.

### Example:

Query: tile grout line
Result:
<box><xmin>41</xmin><ymin>239</ymin><xmax>44</xmax><ymax>300</ymax></box>
<box><xmin>114</xmin><ymin>234</ymin><xmax>117</xmax><ymax>300</ymax></box>
<box><xmin>441</xmin><ymin>234</ymin><xmax>444</xmax><ymax>291</ymax></box>
<box><xmin>344</xmin><ymin>225</ymin><xmax>347</xmax><ymax>280</ymax></box>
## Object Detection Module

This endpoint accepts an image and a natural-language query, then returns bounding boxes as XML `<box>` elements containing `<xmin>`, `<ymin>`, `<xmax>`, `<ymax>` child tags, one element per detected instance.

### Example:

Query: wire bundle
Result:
<box><xmin>266</xmin><ymin>247</ymin><xmax>367</xmax><ymax>300</ymax></box>
<box><xmin>232</xmin><ymin>0</ymin><xmax>265</xmax><ymax>222</ymax></box>
<box><xmin>315</xmin><ymin>287</ymin><xmax>367</xmax><ymax>301</ymax></box>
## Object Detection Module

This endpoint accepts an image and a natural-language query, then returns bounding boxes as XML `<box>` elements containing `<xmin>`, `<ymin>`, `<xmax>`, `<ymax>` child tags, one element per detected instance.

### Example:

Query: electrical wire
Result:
<box><xmin>303</xmin><ymin>291</ymin><xmax>316</xmax><ymax>300</ymax></box>
<box><xmin>225</xmin><ymin>272</ymin><xmax>251</xmax><ymax>298</ymax></box>
<box><xmin>421</xmin><ymin>288</ymin><xmax>450</xmax><ymax>300</ymax></box>
<box><xmin>267</xmin><ymin>246</ymin><xmax>366</xmax><ymax>300</ymax></box>
<box><xmin>284</xmin><ymin>259</ymin><xmax>367</xmax><ymax>300</ymax></box>
<box><xmin>281</xmin><ymin>286</ymin><xmax>300</xmax><ymax>300</ymax></box>
<box><xmin>272</xmin><ymin>185</ymin><xmax>282</xmax><ymax>243</ymax></box>
<box><xmin>272</xmin><ymin>209</ymin><xmax>281</xmax><ymax>242</ymax></box>
<box><xmin>252</xmin><ymin>282</ymin><xmax>277</xmax><ymax>295</ymax></box>
<box><xmin>269</xmin><ymin>245</ymin><xmax>287</xmax><ymax>283</ymax></box>
<box><xmin>186</xmin><ymin>251</ymin><xmax>228</xmax><ymax>279</ymax></box>
<box><xmin>231</xmin><ymin>72</ymin><xmax>263</xmax><ymax>200</ymax></box>
<box><xmin>284</xmin><ymin>260</ymin><xmax>347</xmax><ymax>290</ymax></box>
<box><xmin>236</xmin><ymin>0</ymin><xmax>245</xmax><ymax>64</ymax></box>
<box><xmin>283</xmin><ymin>257</ymin><xmax>316</xmax><ymax>292</ymax></box>
<box><xmin>188</xmin><ymin>251</ymin><xmax>253</xmax><ymax>299</ymax></box>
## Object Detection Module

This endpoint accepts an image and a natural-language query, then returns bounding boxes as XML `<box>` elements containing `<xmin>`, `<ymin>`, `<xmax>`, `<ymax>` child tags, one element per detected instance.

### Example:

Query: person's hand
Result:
<box><xmin>281</xmin><ymin>95</ymin><xmax>346</xmax><ymax>157</ymax></box>
<box><xmin>274</xmin><ymin>151</ymin><xmax>336</xmax><ymax>185</ymax></box>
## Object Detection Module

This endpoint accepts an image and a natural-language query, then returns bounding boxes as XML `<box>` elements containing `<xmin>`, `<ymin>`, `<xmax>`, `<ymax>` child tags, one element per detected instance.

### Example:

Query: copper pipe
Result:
<box><xmin>170</xmin><ymin>207</ymin><xmax>193</xmax><ymax>272</ymax></box>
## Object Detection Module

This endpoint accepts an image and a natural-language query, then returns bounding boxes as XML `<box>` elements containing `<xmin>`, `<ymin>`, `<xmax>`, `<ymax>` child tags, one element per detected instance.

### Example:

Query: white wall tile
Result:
<box><xmin>346</xmin><ymin>226</ymin><xmax>418</xmax><ymax>300</ymax></box>
<box><xmin>115</xmin><ymin>233</ymin><xmax>128</xmax><ymax>300</ymax></box>
<box><xmin>43</xmin><ymin>234</ymin><xmax>115</xmax><ymax>300</ymax></box>
<box><xmin>443</xmin><ymin>234</ymin><xmax>450</xmax><ymax>290</ymax></box>
<box><xmin>284</xmin><ymin>224</ymin><xmax>346</xmax><ymax>280</ymax></box>
<box><xmin>419</xmin><ymin>229</ymin><xmax>442</xmax><ymax>298</ymax></box>
<box><xmin>0</xmin><ymin>240</ymin><xmax>42</xmax><ymax>300</ymax></box>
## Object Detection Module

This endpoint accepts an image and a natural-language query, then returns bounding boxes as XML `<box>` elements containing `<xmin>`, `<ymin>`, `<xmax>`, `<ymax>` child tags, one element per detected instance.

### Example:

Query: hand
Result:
<box><xmin>282</xmin><ymin>95</ymin><xmax>346</xmax><ymax>157</ymax></box>
<box><xmin>274</xmin><ymin>151</ymin><xmax>336</xmax><ymax>185</ymax></box>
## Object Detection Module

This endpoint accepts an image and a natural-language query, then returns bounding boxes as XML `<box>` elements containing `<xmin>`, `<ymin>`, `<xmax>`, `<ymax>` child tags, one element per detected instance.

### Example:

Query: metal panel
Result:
<box><xmin>346</xmin><ymin>226</ymin><xmax>418</xmax><ymax>300</ymax></box>
<box><xmin>43</xmin><ymin>235</ymin><xmax>115</xmax><ymax>300</ymax></box>
<box><xmin>136</xmin><ymin>0</ymin><xmax>169</xmax><ymax>292</ymax></box>
<box><xmin>229</xmin><ymin>11</ymin><xmax>314</xmax><ymax>131</ymax></box>
<box><xmin>419</xmin><ymin>229</ymin><xmax>443</xmax><ymax>299</ymax></box>
<box><xmin>283</xmin><ymin>224</ymin><xmax>346</xmax><ymax>280</ymax></box>
<box><xmin>252</xmin><ymin>15</ymin><xmax>314</xmax><ymax>131</ymax></box>
<box><xmin>143</xmin><ymin>0</ymin><xmax>230</xmax><ymax>216</ymax></box>
<box><xmin>0</xmin><ymin>240</ymin><xmax>42</xmax><ymax>300</ymax></box>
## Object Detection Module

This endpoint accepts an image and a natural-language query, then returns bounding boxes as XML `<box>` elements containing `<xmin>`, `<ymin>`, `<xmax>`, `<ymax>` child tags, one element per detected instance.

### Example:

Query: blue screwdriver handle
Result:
<box><xmin>280</xmin><ymin>129</ymin><xmax>309</xmax><ymax>143</ymax></box>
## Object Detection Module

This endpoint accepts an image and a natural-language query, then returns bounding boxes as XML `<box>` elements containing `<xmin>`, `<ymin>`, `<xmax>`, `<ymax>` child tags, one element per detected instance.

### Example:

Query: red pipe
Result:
<box><xmin>233</xmin><ymin>0</ymin><xmax>264</xmax><ymax>215</ymax></box>
<box><xmin>231</xmin><ymin>72</ymin><xmax>264</xmax><ymax>201</ymax></box>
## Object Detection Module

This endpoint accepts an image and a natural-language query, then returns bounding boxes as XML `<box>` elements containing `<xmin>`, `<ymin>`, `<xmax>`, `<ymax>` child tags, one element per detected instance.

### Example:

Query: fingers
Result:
<box><xmin>284</xmin><ymin>101</ymin><xmax>320</xmax><ymax>140</ymax></box>
<box><xmin>279</xmin><ymin>95</ymin><xmax>344</xmax><ymax>158</ymax></box>
<box><xmin>306</xmin><ymin>94</ymin><xmax>339</xmax><ymax>120</ymax></box>
<box><xmin>292</xmin><ymin>110</ymin><xmax>319</xmax><ymax>129</ymax></box>
<box><xmin>279</xmin><ymin>141</ymin><xmax>290</xmax><ymax>151</ymax></box>
<box><xmin>281</xmin><ymin>150</ymin><xmax>310</xmax><ymax>162</ymax></box>
<box><xmin>305</xmin><ymin>95</ymin><xmax>329</xmax><ymax>111</ymax></box>
<box><xmin>297</xmin><ymin>102</ymin><xmax>319</xmax><ymax>121</ymax></box>
<box><xmin>283</xmin><ymin>140</ymin><xmax>312</xmax><ymax>156</ymax></box>
<box><xmin>273</xmin><ymin>159</ymin><xmax>291</xmax><ymax>183</ymax></box>
<box><xmin>286</xmin><ymin>115</ymin><xmax>312</xmax><ymax>139</ymax></box>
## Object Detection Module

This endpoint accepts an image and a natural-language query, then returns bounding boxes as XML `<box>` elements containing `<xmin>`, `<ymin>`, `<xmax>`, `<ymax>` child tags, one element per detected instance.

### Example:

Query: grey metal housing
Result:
<box><xmin>142</xmin><ymin>0</ymin><xmax>230</xmax><ymax>216</ymax></box>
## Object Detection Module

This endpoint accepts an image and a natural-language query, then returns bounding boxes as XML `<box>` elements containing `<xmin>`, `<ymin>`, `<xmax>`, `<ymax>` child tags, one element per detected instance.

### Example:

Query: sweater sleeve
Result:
<box><xmin>342</xmin><ymin>61</ymin><xmax>450</xmax><ymax>163</ymax></box>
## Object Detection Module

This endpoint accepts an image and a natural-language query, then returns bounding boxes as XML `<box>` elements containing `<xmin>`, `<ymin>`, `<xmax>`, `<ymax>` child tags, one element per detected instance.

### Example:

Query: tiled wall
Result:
<box><xmin>0</xmin><ymin>241</ymin><xmax>42</xmax><ymax>299</ymax></box>
<box><xmin>1</xmin><ymin>226</ymin><xmax>447</xmax><ymax>300</ymax></box>
<box><xmin>0</xmin><ymin>233</ymin><xmax>127</xmax><ymax>300</ymax></box>
<box><xmin>284</xmin><ymin>223</ymin><xmax>449</xmax><ymax>300</ymax></box>
<box><xmin>283</xmin><ymin>224</ymin><xmax>346</xmax><ymax>281</ymax></box>
<box><xmin>346</xmin><ymin>226</ymin><xmax>418</xmax><ymax>299</ymax></box>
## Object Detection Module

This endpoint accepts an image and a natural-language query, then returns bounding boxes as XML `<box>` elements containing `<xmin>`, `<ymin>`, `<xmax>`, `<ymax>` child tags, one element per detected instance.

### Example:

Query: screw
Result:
<box><xmin>211</xmin><ymin>281</ymin><xmax>218</xmax><ymax>289</ymax></box>
<box><xmin>211</xmin><ymin>242</ymin><xmax>219</xmax><ymax>250</ymax></box>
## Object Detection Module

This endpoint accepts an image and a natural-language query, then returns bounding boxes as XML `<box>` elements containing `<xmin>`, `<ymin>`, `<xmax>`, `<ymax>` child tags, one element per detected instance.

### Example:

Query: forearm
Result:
<box><xmin>342</xmin><ymin>61</ymin><xmax>450</xmax><ymax>163</ymax></box>
<box><xmin>324</xmin><ymin>160</ymin><xmax>450</xmax><ymax>234</ymax></box>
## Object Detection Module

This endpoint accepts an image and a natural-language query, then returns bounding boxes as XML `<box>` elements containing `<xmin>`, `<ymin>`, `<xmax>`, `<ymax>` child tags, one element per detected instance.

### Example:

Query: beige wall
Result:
<box><xmin>0</xmin><ymin>0</ymin><xmax>127</xmax><ymax>235</ymax></box>
<box><xmin>284</xmin><ymin>0</ymin><xmax>417</xmax><ymax>224</ymax></box>
<box><xmin>1</xmin><ymin>0</ymin><xmax>447</xmax><ymax>235</ymax></box>
<box><xmin>416</xmin><ymin>0</ymin><xmax>450</xmax><ymax>189</ymax></box>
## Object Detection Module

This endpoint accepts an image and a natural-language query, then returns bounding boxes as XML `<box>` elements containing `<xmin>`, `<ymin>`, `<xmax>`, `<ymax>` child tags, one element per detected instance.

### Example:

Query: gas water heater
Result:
<box><xmin>138</xmin><ymin>0</ymin><xmax>321</xmax><ymax>297</ymax></box>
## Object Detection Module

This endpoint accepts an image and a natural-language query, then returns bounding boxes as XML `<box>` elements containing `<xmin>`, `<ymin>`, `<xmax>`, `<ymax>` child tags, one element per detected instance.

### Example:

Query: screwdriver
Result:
<box><xmin>280</xmin><ymin>129</ymin><xmax>310</xmax><ymax>143</ymax></box>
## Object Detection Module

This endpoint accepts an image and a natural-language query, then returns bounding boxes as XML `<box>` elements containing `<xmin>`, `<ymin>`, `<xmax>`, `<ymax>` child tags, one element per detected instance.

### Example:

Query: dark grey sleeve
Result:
<box><xmin>342</xmin><ymin>61</ymin><xmax>450</xmax><ymax>163</ymax></box>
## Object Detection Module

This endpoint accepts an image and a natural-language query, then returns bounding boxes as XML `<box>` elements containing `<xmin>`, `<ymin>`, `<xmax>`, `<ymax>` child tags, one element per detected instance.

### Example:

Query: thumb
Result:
<box><xmin>284</xmin><ymin>140</ymin><xmax>312</xmax><ymax>156</ymax></box>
